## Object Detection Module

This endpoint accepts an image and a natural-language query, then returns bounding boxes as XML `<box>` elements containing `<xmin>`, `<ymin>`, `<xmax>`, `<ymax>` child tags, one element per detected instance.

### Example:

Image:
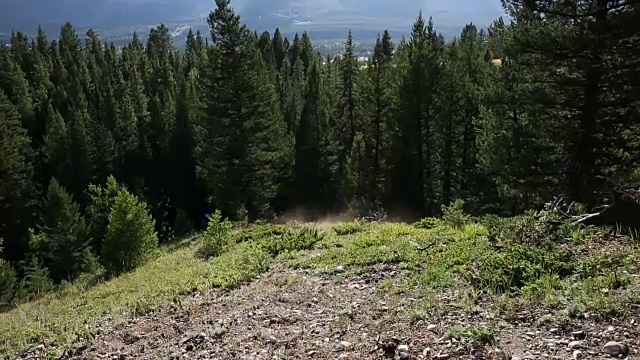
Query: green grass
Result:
<box><xmin>2</xmin><ymin>209</ymin><xmax>639</xmax><ymax>358</ymax></box>
<box><xmin>0</xmin><ymin>223</ymin><xmax>325</xmax><ymax>358</ymax></box>
<box><xmin>0</xmin><ymin>239</ymin><xmax>273</xmax><ymax>358</ymax></box>
<box><xmin>446</xmin><ymin>324</ymin><xmax>499</xmax><ymax>346</ymax></box>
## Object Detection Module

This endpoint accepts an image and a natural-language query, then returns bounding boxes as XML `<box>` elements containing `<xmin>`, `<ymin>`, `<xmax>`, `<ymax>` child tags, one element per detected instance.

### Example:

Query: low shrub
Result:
<box><xmin>333</xmin><ymin>221</ymin><xmax>370</xmax><ymax>235</ymax></box>
<box><xmin>200</xmin><ymin>209</ymin><xmax>233</xmax><ymax>258</ymax></box>
<box><xmin>414</xmin><ymin>217</ymin><xmax>443</xmax><ymax>229</ymax></box>
<box><xmin>258</xmin><ymin>226</ymin><xmax>325</xmax><ymax>256</ymax></box>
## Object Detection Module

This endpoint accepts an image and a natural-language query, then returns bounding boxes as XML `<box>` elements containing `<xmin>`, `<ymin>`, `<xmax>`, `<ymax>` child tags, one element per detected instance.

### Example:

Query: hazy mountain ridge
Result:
<box><xmin>0</xmin><ymin>0</ymin><xmax>505</xmax><ymax>44</ymax></box>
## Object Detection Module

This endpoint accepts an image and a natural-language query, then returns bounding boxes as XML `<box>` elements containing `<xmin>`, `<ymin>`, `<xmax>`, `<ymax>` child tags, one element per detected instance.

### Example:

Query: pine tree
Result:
<box><xmin>102</xmin><ymin>187</ymin><xmax>158</xmax><ymax>274</ymax></box>
<box><xmin>339</xmin><ymin>30</ymin><xmax>359</xmax><ymax>162</ymax></box>
<box><xmin>391</xmin><ymin>13</ymin><xmax>444</xmax><ymax>216</ymax></box>
<box><xmin>86</xmin><ymin>175</ymin><xmax>123</xmax><ymax>257</ymax></box>
<box><xmin>257</xmin><ymin>31</ymin><xmax>275</xmax><ymax>67</ymax></box>
<box><xmin>0</xmin><ymin>47</ymin><xmax>34</xmax><ymax>132</ymax></box>
<box><xmin>0</xmin><ymin>240</ymin><xmax>20</xmax><ymax>310</ymax></box>
<box><xmin>0</xmin><ymin>90</ymin><xmax>36</xmax><ymax>264</ymax></box>
<box><xmin>477</xmin><ymin>18</ymin><xmax>562</xmax><ymax>212</ymax></box>
<box><xmin>197</xmin><ymin>0</ymin><xmax>291</xmax><ymax>221</ymax></box>
<box><xmin>294</xmin><ymin>58</ymin><xmax>323</xmax><ymax>210</ymax></box>
<box><xmin>30</xmin><ymin>178</ymin><xmax>92</xmax><ymax>283</ymax></box>
<box><xmin>362</xmin><ymin>31</ymin><xmax>395</xmax><ymax>208</ymax></box>
<box><xmin>502</xmin><ymin>0</ymin><xmax>640</xmax><ymax>206</ymax></box>
<box><xmin>272</xmin><ymin>28</ymin><xmax>286</xmax><ymax>70</ymax></box>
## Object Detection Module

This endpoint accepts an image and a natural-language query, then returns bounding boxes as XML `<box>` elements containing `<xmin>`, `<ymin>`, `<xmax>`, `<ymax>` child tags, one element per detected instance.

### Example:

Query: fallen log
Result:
<box><xmin>573</xmin><ymin>189</ymin><xmax>640</xmax><ymax>231</ymax></box>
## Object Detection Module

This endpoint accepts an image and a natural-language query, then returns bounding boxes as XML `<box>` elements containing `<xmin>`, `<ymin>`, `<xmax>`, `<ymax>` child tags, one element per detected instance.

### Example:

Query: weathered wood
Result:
<box><xmin>573</xmin><ymin>189</ymin><xmax>640</xmax><ymax>229</ymax></box>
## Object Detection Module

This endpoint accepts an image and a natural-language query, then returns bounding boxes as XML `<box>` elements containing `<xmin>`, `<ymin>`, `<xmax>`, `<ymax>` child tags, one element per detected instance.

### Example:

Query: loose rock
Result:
<box><xmin>398</xmin><ymin>344</ymin><xmax>409</xmax><ymax>352</ymax></box>
<box><xmin>572</xmin><ymin>331</ymin><xmax>586</xmax><ymax>340</ymax></box>
<box><xmin>339</xmin><ymin>340</ymin><xmax>352</xmax><ymax>350</ymax></box>
<box><xmin>568</xmin><ymin>341</ymin><xmax>583</xmax><ymax>350</ymax></box>
<box><xmin>264</xmin><ymin>335</ymin><xmax>277</xmax><ymax>344</ymax></box>
<box><xmin>427</xmin><ymin>324</ymin><xmax>438</xmax><ymax>331</ymax></box>
<box><xmin>573</xmin><ymin>350</ymin><xmax>583</xmax><ymax>360</ymax></box>
<box><xmin>602</xmin><ymin>341</ymin><xmax>629</xmax><ymax>357</ymax></box>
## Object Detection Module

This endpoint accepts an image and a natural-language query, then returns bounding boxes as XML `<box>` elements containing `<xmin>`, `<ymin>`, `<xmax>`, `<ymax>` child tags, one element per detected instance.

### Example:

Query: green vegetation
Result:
<box><xmin>102</xmin><ymin>188</ymin><xmax>159</xmax><ymax>275</ymax></box>
<box><xmin>1</xmin><ymin>201</ymin><xmax>640</xmax><ymax>357</ymax></box>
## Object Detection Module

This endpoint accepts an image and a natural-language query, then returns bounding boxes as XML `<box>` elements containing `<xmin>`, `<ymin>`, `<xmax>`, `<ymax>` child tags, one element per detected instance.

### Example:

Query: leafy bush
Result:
<box><xmin>521</xmin><ymin>274</ymin><xmax>567</xmax><ymax>306</ymax></box>
<box><xmin>441</xmin><ymin>199</ymin><xmax>472</xmax><ymax>229</ymax></box>
<box><xmin>232</xmin><ymin>223</ymin><xmax>289</xmax><ymax>244</ymax></box>
<box><xmin>414</xmin><ymin>217</ymin><xmax>443</xmax><ymax>229</ymax></box>
<box><xmin>466</xmin><ymin>242</ymin><xmax>577</xmax><ymax>294</ymax></box>
<box><xmin>200</xmin><ymin>209</ymin><xmax>233</xmax><ymax>258</ymax></box>
<box><xmin>258</xmin><ymin>226</ymin><xmax>324</xmax><ymax>256</ymax></box>
<box><xmin>209</xmin><ymin>242</ymin><xmax>272</xmax><ymax>288</ymax></box>
<box><xmin>102</xmin><ymin>189</ymin><xmax>159</xmax><ymax>275</ymax></box>
<box><xmin>333</xmin><ymin>221</ymin><xmax>369</xmax><ymax>235</ymax></box>
<box><xmin>486</xmin><ymin>210</ymin><xmax>555</xmax><ymax>246</ymax></box>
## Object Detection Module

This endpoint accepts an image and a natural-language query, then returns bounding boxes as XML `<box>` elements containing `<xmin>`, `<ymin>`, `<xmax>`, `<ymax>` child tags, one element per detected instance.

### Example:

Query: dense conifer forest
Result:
<box><xmin>0</xmin><ymin>0</ymin><xmax>638</xmax><ymax>309</ymax></box>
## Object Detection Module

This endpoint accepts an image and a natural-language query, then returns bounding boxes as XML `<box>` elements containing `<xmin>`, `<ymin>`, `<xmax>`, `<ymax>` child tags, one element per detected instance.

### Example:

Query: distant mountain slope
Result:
<box><xmin>0</xmin><ymin>0</ymin><xmax>505</xmax><ymax>43</ymax></box>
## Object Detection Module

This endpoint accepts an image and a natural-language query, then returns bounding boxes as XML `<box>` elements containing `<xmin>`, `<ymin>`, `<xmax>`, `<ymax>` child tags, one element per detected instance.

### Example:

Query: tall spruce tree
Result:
<box><xmin>29</xmin><ymin>178</ymin><xmax>92</xmax><ymax>283</ymax></box>
<box><xmin>0</xmin><ymin>90</ymin><xmax>36</xmax><ymax>263</ymax></box>
<box><xmin>197</xmin><ymin>0</ymin><xmax>291</xmax><ymax>221</ymax></box>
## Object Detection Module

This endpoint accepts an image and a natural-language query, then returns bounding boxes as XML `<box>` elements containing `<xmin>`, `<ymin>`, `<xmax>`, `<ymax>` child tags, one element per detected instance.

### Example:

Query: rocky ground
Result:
<box><xmin>18</xmin><ymin>262</ymin><xmax>637</xmax><ymax>360</ymax></box>
<box><xmin>12</xmin><ymin>216</ymin><xmax>640</xmax><ymax>360</ymax></box>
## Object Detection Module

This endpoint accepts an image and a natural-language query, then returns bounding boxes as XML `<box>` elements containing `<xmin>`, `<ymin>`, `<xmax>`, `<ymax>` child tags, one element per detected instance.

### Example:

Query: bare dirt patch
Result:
<box><xmin>34</xmin><ymin>262</ymin><xmax>638</xmax><ymax>360</ymax></box>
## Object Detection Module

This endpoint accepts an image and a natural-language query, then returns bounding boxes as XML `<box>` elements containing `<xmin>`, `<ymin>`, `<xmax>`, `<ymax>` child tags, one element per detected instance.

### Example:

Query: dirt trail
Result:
<box><xmin>48</xmin><ymin>262</ymin><xmax>639</xmax><ymax>360</ymax></box>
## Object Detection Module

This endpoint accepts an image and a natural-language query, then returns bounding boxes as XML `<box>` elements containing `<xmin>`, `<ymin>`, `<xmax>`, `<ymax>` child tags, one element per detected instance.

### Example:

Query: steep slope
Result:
<box><xmin>4</xmin><ymin>220</ymin><xmax>640</xmax><ymax>360</ymax></box>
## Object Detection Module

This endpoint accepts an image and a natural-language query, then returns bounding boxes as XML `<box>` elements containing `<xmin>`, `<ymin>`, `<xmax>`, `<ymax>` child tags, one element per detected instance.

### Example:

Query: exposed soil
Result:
<box><xmin>19</xmin><ymin>261</ymin><xmax>638</xmax><ymax>360</ymax></box>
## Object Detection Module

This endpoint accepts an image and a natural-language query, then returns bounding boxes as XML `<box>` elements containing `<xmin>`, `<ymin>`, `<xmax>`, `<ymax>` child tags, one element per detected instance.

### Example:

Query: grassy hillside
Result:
<box><xmin>2</xmin><ymin>207</ymin><xmax>639</xmax><ymax>358</ymax></box>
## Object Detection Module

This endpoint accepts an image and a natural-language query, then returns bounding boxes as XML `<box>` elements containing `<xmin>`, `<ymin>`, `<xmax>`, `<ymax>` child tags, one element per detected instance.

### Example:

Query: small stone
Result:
<box><xmin>606</xmin><ymin>326</ymin><xmax>615</xmax><ymax>333</ymax></box>
<box><xmin>423</xmin><ymin>348</ymin><xmax>431</xmax><ymax>356</ymax></box>
<box><xmin>264</xmin><ymin>335</ymin><xmax>277</xmax><ymax>344</ymax></box>
<box><xmin>549</xmin><ymin>328</ymin><xmax>559</xmax><ymax>334</ymax></box>
<box><xmin>568</xmin><ymin>341</ymin><xmax>583</xmax><ymax>350</ymax></box>
<box><xmin>335</xmin><ymin>265</ymin><xmax>346</xmax><ymax>273</ymax></box>
<box><xmin>512</xmin><ymin>357</ymin><xmax>522</xmax><ymax>360</ymax></box>
<box><xmin>573</xmin><ymin>350</ymin><xmax>584</xmax><ymax>360</ymax></box>
<box><xmin>398</xmin><ymin>345</ymin><xmax>410</xmax><ymax>352</ymax></box>
<box><xmin>435</xmin><ymin>354</ymin><xmax>450</xmax><ymax>360</ymax></box>
<box><xmin>602</xmin><ymin>341</ymin><xmax>629</xmax><ymax>357</ymax></box>
<box><xmin>399</xmin><ymin>351</ymin><xmax>410</xmax><ymax>359</ymax></box>
<box><xmin>572</xmin><ymin>331</ymin><xmax>586</xmax><ymax>340</ymax></box>
<box><xmin>307</xmin><ymin>350</ymin><xmax>317</xmax><ymax>356</ymax></box>
<box><xmin>339</xmin><ymin>340</ymin><xmax>352</xmax><ymax>350</ymax></box>
<box><xmin>427</xmin><ymin>324</ymin><xmax>438</xmax><ymax>331</ymax></box>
